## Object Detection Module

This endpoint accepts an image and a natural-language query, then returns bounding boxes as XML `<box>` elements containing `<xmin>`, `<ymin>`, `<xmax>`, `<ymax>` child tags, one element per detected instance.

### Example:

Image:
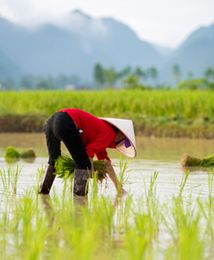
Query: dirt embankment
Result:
<box><xmin>0</xmin><ymin>114</ymin><xmax>47</xmax><ymax>133</ymax></box>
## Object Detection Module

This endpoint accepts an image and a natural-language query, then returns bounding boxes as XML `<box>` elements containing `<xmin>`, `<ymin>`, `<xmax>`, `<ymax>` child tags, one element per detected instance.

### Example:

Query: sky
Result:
<box><xmin>0</xmin><ymin>0</ymin><xmax>214</xmax><ymax>48</ymax></box>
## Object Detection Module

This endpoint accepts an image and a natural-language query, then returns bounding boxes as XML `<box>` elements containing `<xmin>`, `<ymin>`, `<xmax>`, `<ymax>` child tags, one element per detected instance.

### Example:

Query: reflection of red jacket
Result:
<box><xmin>59</xmin><ymin>108</ymin><xmax>116</xmax><ymax>160</ymax></box>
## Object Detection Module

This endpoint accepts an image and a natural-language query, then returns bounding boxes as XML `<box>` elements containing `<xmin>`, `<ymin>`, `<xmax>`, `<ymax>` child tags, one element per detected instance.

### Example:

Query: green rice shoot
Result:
<box><xmin>4</xmin><ymin>146</ymin><xmax>36</xmax><ymax>163</ymax></box>
<box><xmin>55</xmin><ymin>155</ymin><xmax>107</xmax><ymax>181</ymax></box>
<box><xmin>181</xmin><ymin>153</ymin><xmax>214</xmax><ymax>167</ymax></box>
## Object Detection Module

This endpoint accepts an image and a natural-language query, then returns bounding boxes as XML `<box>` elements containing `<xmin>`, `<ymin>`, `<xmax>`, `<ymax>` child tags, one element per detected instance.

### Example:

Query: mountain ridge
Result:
<box><xmin>0</xmin><ymin>11</ymin><xmax>213</xmax><ymax>84</ymax></box>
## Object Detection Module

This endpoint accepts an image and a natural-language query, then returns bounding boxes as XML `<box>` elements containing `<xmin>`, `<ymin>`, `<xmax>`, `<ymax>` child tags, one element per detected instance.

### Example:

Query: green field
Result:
<box><xmin>1</xmin><ymin>89</ymin><xmax>214</xmax><ymax>137</ymax></box>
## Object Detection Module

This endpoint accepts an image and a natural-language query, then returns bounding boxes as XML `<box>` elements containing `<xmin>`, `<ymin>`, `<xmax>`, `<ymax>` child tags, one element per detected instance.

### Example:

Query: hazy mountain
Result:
<box><xmin>161</xmin><ymin>24</ymin><xmax>214</xmax><ymax>82</ymax></box>
<box><xmin>0</xmin><ymin>48</ymin><xmax>20</xmax><ymax>80</ymax></box>
<box><xmin>0</xmin><ymin>10</ymin><xmax>213</xmax><ymax>85</ymax></box>
<box><xmin>0</xmin><ymin>10</ymin><xmax>163</xmax><ymax>81</ymax></box>
<box><xmin>153</xmin><ymin>44</ymin><xmax>173</xmax><ymax>57</ymax></box>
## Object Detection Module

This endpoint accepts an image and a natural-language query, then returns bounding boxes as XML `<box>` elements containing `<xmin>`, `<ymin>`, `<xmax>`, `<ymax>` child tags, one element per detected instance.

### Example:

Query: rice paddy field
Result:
<box><xmin>0</xmin><ymin>134</ymin><xmax>214</xmax><ymax>259</ymax></box>
<box><xmin>0</xmin><ymin>90</ymin><xmax>214</xmax><ymax>259</ymax></box>
<box><xmin>1</xmin><ymin>89</ymin><xmax>214</xmax><ymax>137</ymax></box>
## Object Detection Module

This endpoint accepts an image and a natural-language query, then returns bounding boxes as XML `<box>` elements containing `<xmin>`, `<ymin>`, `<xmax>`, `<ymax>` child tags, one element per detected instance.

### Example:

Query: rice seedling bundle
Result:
<box><xmin>4</xmin><ymin>146</ymin><xmax>20</xmax><ymax>161</ymax></box>
<box><xmin>55</xmin><ymin>155</ymin><xmax>107</xmax><ymax>181</ymax></box>
<box><xmin>181</xmin><ymin>153</ymin><xmax>214</xmax><ymax>167</ymax></box>
<box><xmin>4</xmin><ymin>146</ymin><xmax>36</xmax><ymax>163</ymax></box>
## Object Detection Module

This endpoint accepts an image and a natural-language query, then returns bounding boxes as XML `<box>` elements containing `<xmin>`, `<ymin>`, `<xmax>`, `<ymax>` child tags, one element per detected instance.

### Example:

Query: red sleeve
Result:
<box><xmin>86</xmin><ymin>130</ymin><xmax>114</xmax><ymax>160</ymax></box>
<box><xmin>96</xmin><ymin>150</ymin><xmax>111</xmax><ymax>161</ymax></box>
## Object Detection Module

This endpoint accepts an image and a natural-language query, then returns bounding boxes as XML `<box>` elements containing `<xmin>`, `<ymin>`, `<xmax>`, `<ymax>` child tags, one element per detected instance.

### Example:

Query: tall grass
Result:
<box><xmin>1</xmin><ymin>90</ymin><xmax>214</xmax><ymax>137</ymax></box>
<box><xmin>1</xmin><ymin>90</ymin><xmax>214</xmax><ymax>120</ymax></box>
<box><xmin>0</xmin><ymin>166</ymin><xmax>213</xmax><ymax>259</ymax></box>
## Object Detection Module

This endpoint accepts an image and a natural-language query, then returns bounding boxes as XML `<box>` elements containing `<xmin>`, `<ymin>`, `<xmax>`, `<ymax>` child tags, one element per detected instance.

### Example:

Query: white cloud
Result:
<box><xmin>0</xmin><ymin>0</ymin><xmax>213</xmax><ymax>47</ymax></box>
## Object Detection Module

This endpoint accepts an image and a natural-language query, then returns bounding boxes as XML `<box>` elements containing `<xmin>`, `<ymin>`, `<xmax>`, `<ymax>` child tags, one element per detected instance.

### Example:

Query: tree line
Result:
<box><xmin>94</xmin><ymin>63</ymin><xmax>214</xmax><ymax>88</ymax></box>
<box><xmin>93</xmin><ymin>63</ymin><xmax>158</xmax><ymax>88</ymax></box>
<box><xmin>0</xmin><ymin>64</ymin><xmax>214</xmax><ymax>90</ymax></box>
<box><xmin>0</xmin><ymin>74</ymin><xmax>81</xmax><ymax>90</ymax></box>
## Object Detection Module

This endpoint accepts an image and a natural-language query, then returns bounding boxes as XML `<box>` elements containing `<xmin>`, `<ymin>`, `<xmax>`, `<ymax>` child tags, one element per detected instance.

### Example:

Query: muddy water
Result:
<box><xmin>0</xmin><ymin>133</ymin><xmax>213</xmax><ymax>200</ymax></box>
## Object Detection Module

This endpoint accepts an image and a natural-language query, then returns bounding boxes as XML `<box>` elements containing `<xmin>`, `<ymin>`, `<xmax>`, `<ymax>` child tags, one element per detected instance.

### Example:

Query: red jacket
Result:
<box><xmin>59</xmin><ymin>108</ymin><xmax>116</xmax><ymax>160</ymax></box>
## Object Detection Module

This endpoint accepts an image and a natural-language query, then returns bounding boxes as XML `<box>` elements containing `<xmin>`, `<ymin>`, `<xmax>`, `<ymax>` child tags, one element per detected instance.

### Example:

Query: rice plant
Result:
<box><xmin>0</xmin><ymin>167</ymin><xmax>213</xmax><ymax>259</ymax></box>
<box><xmin>1</xmin><ymin>90</ymin><xmax>214</xmax><ymax>137</ymax></box>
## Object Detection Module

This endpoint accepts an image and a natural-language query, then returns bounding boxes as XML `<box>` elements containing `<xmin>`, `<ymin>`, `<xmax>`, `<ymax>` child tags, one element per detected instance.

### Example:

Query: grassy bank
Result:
<box><xmin>1</xmin><ymin>89</ymin><xmax>214</xmax><ymax>137</ymax></box>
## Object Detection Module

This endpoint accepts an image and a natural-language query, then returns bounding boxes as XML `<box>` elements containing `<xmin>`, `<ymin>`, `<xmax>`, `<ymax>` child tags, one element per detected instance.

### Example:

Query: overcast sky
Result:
<box><xmin>0</xmin><ymin>0</ymin><xmax>214</xmax><ymax>48</ymax></box>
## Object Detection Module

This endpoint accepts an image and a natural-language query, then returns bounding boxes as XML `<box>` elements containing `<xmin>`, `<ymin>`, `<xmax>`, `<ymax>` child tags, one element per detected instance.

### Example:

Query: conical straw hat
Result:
<box><xmin>100</xmin><ymin>117</ymin><xmax>136</xmax><ymax>158</ymax></box>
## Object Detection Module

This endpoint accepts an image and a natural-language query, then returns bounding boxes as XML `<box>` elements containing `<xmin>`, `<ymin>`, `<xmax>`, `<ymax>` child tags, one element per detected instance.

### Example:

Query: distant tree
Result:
<box><xmin>94</xmin><ymin>63</ymin><xmax>105</xmax><ymax>87</ymax></box>
<box><xmin>172</xmin><ymin>64</ymin><xmax>182</xmax><ymax>84</ymax></box>
<box><xmin>117</xmin><ymin>66</ymin><xmax>132</xmax><ymax>79</ymax></box>
<box><xmin>204</xmin><ymin>67</ymin><xmax>214</xmax><ymax>82</ymax></box>
<box><xmin>187</xmin><ymin>70</ymin><xmax>194</xmax><ymax>79</ymax></box>
<box><xmin>20</xmin><ymin>75</ymin><xmax>36</xmax><ymax>89</ymax></box>
<box><xmin>2</xmin><ymin>78</ymin><xmax>15</xmax><ymax>89</ymax></box>
<box><xmin>104</xmin><ymin>67</ymin><xmax>117</xmax><ymax>87</ymax></box>
<box><xmin>122</xmin><ymin>74</ymin><xmax>145</xmax><ymax>89</ymax></box>
<box><xmin>147</xmin><ymin>66</ymin><xmax>158</xmax><ymax>85</ymax></box>
<box><xmin>36</xmin><ymin>76</ymin><xmax>53</xmax><ymax>89</ymax></box>
<box><xmin>134</xmin><ymin>66</ymin><xmax>148</xmax><ymax>82</ymax></box>
<box><xmin>177</xmin><ymin>78</ymin><xmax>209</xmax><ymax>90</ymax></box>
<box><xmin>134</xmin><ymin>66</ymin><xmax>143</xmax><ymax>77</ymax></box>
<box><xmin>56</xmin><ymin>74</ymin><xmax>69</xmax><ymax>88</ymax></box>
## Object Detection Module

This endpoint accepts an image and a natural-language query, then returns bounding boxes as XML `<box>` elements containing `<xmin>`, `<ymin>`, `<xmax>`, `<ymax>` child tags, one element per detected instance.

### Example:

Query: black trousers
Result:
<box><xmin>44</xmin><ymin>112</ymin><xmax>91</xmax><ymax>169</ymax></box>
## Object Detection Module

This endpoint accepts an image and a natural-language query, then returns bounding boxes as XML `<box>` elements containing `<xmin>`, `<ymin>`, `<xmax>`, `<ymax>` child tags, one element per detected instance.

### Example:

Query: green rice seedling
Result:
<box><xmin>10</xmin><ymin>165</ymin><xmax>21</xmax><ymax>195</ymax></box>
<box><xmin>142</xmin><ymin>172</ymin><xmax>160</xmax><ymax>224</ymax></box>
<box><xmin>197</xmin><ymin>173</ymin><xmax>214</xmax><ymax>257</ymax></box>
<box><xmin>12</xmin><ymin>190</ymin><xmax>48</xmax><ymax>259</ymax></box>
<box><xmin>200</xmin><ymin>154</ymin><xmax>214</xmax><ymax>167</ymax></box>
<box><xmin>34</xmin><ymin>166</ymin><xmax>45</xmax><ymax>194</ymax></box>
<box><xmin>21</xmin><ymin>148</ymin><xmax>36</xmax><ymax>163</ymax></box>
<box><xmin>114</xmin><ymin>194</ymin><xmax>133</xmax><ymax>238</ymax></box>
<box><xmin>0</xmin><ymin>168</ymin><xmax>10</xmax><ymax>193</ymax></box>
<box><xmin>55</xmin><ymin>154</ymin><xmax>107</xmax><ymax>181</ymax></box>
<box><xmin>0</xmin><ymin>165</ymin><xmax>213</xmax><ymax>259</ymax></box>
<box><xmin>0</xmin><ymin>166</ymin><xmax>21</xmax><ymax>194</ymax></box>
<box><xmin>117</xmin><ymin>159</ymin><xmax>129</xmax><ymax>193</ymax></box>
<box><xmin>122</xmin><ymin>173</ymin><xmax>160</xmax><ymax>260</ymax></box>
<box><xmin>169</xmin><ymin>198</ymin><xmax>204</xmax><ymax>260</ymax></box>
<box><xmin>0</xmin><ymin>89</ymin><xmax>213</xmax><ymax>121</ymax></box>
<box><xmin>4</xmin><ymin>146</ymin><xmax>36</xmax><ymax>163</ymax></box>
<box><xmin>208</xmin><ymin>172</ymin><xmax>214</xmax><ymax>206</ymax></box>
<box><xmin>0</xmin><ymin>189</ymin><xmax>48</xmax><ymax>259</ymax></box>
<box><xmin>21</xmin><ymin>148</ymin><xmax>36</xmax><ymax>159</ymax></box>
<box><xmin>4</xmin><ymin>146</ymin><xmax>21</xmax><ymax>163</ymax></box>
<box><xmin>162</xmin><ymin>174</ymin><xmax>190</xmax><ymax>241</ymax></box>
<box><xmin>2</xmin><ymin>89</ymin><xmax>214</xmax><ymax>137</ymax></box>
<box><xmin>181</xmin><ymin>153</ymin><xmax>214</xmax><ymax>167</ymax></box>
<box><xmin>90</xmin><ymin>171</ymin><xmax>99</xmax><ymax>198</ymax></box>
<box><xmin>146</xmin><ymin>171</ymin><xmax>158</xmax><ymax>198</ymax></box>
<box><xmin>162</xmin><ymin>174</ymin><xmax>207</xmax><ymax>260</ymax></box>
<box><xmin>48</xmin><ymin>190</ymin><xmax>115</xmax><ymax>259</ymax></box>
<box><xmin>178</xmin><ymin>172</ymin><xmax>189</xmax><ymax>197</ymax></box>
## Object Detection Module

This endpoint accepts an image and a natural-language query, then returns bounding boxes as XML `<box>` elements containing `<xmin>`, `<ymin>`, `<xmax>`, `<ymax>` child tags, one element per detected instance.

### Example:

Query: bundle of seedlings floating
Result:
<box><xmin>4</xmin><ymin>146</ymin><xmax>36</xmax><ymax>163</ymax></box>
<box><xmin>55</xmin><ymin>155</ymin><xmax>108</xmax><ymax>181</ymax></box>
<box><xmin>181</xmin><ymin>153</ymin><xmax>214</xmax><ymax>168</ymax></box>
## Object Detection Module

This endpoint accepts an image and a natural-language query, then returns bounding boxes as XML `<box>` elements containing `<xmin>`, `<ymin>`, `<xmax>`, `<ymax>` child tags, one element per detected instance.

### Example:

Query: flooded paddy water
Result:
<box><xmin>0</xmin><ymin>133</ymin><xmax>213</xmax><ymax>200</ymax></box>
<box><xmin>0</xmin><ymin>134</ymin><xmax>213</xmax><ymax>259</ymax></box>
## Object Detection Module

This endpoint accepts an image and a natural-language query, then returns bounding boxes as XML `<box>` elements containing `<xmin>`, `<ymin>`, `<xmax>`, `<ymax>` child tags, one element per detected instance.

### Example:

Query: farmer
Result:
<box><xmin>39</xmin><ymin>108</ymin><xmax>136</xmax><ymax>196</ymax></box>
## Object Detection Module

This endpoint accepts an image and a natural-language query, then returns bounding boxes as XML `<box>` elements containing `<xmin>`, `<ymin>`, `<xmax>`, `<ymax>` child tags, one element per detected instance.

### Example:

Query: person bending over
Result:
<box><xmin>39</xmin><ymin>108</ymin><xmax>136</xmax><ymax>196</ymax></box>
